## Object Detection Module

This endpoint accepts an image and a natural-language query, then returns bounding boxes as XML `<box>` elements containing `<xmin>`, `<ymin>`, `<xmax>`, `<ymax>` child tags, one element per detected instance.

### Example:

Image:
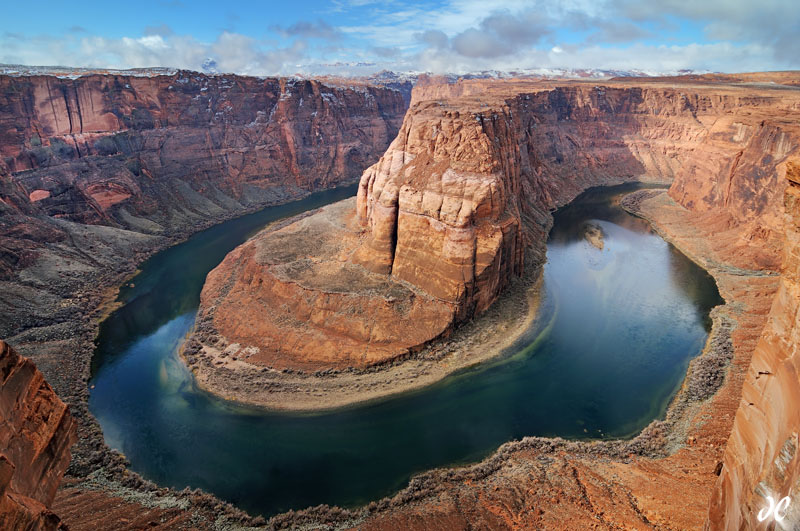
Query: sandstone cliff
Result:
<box><xmin>708</xmin><ymin>158</ymin><xmax>800</xmax><ymax>529</ymax></box>
<box><xmin>0</xmin><ymin>72</ymin><xmax>406</xmax><ymax>280</ymax></box>
<box><xmin>194</xmin><ymin>79</ymin><xmax>798</xmax><ymax>375</ymax></box>
<box><xmin>0</xmin><ymin>340</ymin><xmax>75</xmax><ymax>530</ymax></box>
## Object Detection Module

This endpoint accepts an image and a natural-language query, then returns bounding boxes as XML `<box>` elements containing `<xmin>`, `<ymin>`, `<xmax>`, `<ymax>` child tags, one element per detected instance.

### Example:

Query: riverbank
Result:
<box><xmin>34</xmin><ymin>187</ymin><xmax>780</xmax><ymax>529</ymax></box>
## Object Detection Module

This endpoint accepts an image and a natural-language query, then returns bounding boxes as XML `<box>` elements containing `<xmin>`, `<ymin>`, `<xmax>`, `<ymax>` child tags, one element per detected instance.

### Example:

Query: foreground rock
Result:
<box><xmin>0</xmin><ymin>340</ymin><xmax>75</xmax><ymax>530</ymax></box>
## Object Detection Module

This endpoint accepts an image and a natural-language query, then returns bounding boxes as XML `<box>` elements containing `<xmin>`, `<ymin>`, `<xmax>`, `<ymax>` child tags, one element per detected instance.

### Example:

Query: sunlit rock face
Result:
<box><xmin>195</xmin><ymin>78</ymin><xmax>799</xmax><ymax>373</ymax></box>
<box><xmin>708</xmin><ymin>159</ymin><xmax>800</xmax><ymax>529</ymax></box>
<box><xmin>0</xmin><ymin>340</ymin><xmax>75</xmax><ymax>530</ymax></box>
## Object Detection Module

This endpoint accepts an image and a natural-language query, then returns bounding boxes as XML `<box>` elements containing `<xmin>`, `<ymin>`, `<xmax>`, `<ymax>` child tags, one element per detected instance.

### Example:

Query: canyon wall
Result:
<box><xmin>0</xmin><ymin>71</ymin><xmax>406</xmax><ymax>280</ymax></box>
<box><xmin>0</xmin><ymin>70</ymin><xmax>407</xmax><ymax>525</ymax></box>
<box><xmin>708</xmin><ymin>158</ymin><xmax>800</xmax><ymax>529</ymax></box>
<box><xmin>0</xmin><ymin>70</ymin><xmax>406</xmax><ymax>386</ymax></box>
<box><xmin>0</xmin><ymin>340</ymin><xmax>75</xmax><ymax>530</ymax></box>
<box><xmin>195</xmin><ymin>81</ymin><xmax>798</xmax><ymax>375</ymax></box>
<box><xmin>357</xmin><ymin>81</ymin><xmax>798</xmax><ymax>326</ymax></box>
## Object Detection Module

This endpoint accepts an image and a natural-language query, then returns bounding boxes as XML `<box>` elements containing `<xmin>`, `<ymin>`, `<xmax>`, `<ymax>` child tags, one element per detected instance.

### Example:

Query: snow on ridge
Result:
<box><xmin>0</xmin><ymin>63</ymin><xmax>180</xmax><ymax>79</ymax></box>
<box><xmin>0</xmin><ymin>63</ymin><xmax>712</xmax><ymax>84</ymax></box>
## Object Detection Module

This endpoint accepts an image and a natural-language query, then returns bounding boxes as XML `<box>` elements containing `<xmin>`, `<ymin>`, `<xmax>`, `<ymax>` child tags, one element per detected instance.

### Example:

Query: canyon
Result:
<box><xmin>1</xmin><ymin>69</ymin><xmax>800</xmax><ymax>529</ymax></box>
<box><xmin>0</xmin><ymin>70</ymin><xmax>408</xmax><ymax>528</ymax></box>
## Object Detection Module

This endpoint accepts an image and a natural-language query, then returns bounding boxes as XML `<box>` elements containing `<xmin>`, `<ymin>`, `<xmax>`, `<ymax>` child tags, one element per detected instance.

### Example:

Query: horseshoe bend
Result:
<box><xmin>2</xmin><ymin>69</ymin><xmax>800</xmax><ymax>530</ymax></box>
<box><xmin>185</xmin><ymin>74</ymin><xmax>800</xmax><ymax>527</ymax></box>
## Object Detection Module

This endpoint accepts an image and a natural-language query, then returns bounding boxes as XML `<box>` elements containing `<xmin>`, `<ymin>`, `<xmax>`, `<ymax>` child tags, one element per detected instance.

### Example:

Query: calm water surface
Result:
<box><xmin>89</xmin><ymin>183</ymin><xmax>723</xmax><ymax>517</ymax></box>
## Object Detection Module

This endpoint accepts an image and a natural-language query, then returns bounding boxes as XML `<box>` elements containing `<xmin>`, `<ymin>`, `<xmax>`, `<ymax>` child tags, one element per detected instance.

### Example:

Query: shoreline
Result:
<box><xmin>182</xmin><ymin>254</ymin><xmax>545</xmax><ymax>412</ymax></box>
<box><xmin>288</xmin><ymin>187</ymin><xmax>774</xmax><ymax>529</ymax></box>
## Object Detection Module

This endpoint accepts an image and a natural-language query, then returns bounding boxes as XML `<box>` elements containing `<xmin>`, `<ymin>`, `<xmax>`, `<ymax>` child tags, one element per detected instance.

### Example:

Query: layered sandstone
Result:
<box><xmin>0</xmin><ymin>340</ymin><xmax>75</xmax><ymax>530</ymax></box>
<box><xmin>192</xmin><ymin>95</ymin><xmax>530</xmax><ymax>370</ymax></box>
<box><xmin>0</xmin><ymin>72</ymin><xmax>405</xmax><ymax>281</ymax></box>
<box><xmin>708</xmin><ymin>158</ymin><xmax>800</xmax><ymax>528</ymax></box>
<box><xmin>192</xmin><ymin>78</ymin><xmax>799</xmax><ymax>378</ymax></box>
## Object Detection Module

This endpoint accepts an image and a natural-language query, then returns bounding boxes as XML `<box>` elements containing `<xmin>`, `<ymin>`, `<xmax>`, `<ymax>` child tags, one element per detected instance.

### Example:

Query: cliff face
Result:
<box><xmin>0</xmin><ymin>72</ymin><xmax>406</xmax><ymax>279</ymax></box>
<box><xmin>0</xmin><ymin>340</ymin><xmax>75</xmax><ymax>530</ymax></box>
<box><xmin>708</xmin><ymin>158</ymin><xmax>800</xmax><ymax>529</ymax></box>
<box><xmin>0</xmin><ymin>71</ymin><xmax>407</xmax><ymax>526</ymax></box>
<box><xmin>356</xmin><ymin>81</ymin><xmax>798</xmax><ymax>334</ymax></box>
<box><xmin>195</xmin><ymin>81</ymin><xmax>798</xmax><ymax>374</ymax></box>
<box><xmin>354</xmin><ymin>100</ymin><xmax>525</xmax><ymax>321</ymax></box>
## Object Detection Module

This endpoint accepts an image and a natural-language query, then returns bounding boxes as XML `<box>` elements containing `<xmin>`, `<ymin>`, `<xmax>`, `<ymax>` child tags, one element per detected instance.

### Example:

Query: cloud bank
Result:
<box><xmin>1</xmin><ymin>0</ymin><xmax>797</xmax><ymax>76</ymax></box>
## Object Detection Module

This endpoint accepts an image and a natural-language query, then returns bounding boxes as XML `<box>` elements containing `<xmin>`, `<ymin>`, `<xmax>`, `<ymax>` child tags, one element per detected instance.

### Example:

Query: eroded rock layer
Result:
<box><xmin>0</xmin><ymin>72</ymin><xmax>405</xmax><ymax>280</ymax></box>
<box><xmin>708</xmin><ymin>158</ymin><xmax>800</xmax><ymax>529</ymax></box>
<box><xmin>195</xmin><ymin>78</ymin><xmax>799</xmax><ymax>375</ymax></box>
<box><xmin>0</xmin><ymin>340</ymin><xmax>75</xmax><ymax>530</ymax></box>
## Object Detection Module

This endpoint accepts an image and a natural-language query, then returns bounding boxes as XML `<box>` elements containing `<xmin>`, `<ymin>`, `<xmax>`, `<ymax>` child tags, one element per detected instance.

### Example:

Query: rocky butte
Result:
<box><xmin>2</xmin><ymin>70</ymin><xmax>800</xmax><ymax>529</ymax></box>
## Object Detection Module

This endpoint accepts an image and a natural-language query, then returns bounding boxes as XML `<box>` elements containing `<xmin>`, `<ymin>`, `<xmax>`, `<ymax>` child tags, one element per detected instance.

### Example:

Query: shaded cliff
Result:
<box><xmin>0</xmin><ymin>340</ymin><xmax>75</xmax><ymax>530</ymax></box>
<box><xmin>0</xmin><ymin>72</ymin><xmax>406</xmax><ymax>279</ymax></box>
<box><xmin>193</xmin><ymin>79</ymin><xmax>798</xmax><ymax>377</ymax></box>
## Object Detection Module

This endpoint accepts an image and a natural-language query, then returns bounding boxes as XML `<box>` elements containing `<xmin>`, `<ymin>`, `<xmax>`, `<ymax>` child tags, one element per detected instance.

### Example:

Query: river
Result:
<box><xmin>89</xmin><ymin>183</ymin><xmax>723</xmax><ymax>517</ymax></box>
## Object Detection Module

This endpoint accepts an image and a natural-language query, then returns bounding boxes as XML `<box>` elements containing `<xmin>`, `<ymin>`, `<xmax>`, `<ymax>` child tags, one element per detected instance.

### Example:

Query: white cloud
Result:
<box><xmin>0</xmin><ymin>31</ymin><xmax>309</xmax><ymax>75</ymax></box>
<box><xmin>1</xmin><ymin>0</ymin><xmax>798</xmax><ymax>76</ymax></box>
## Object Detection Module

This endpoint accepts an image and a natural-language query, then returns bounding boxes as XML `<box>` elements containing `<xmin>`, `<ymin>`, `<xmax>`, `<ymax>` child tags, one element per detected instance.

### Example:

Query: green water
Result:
<box><xmin>89</xmin><ymin>183</ymin><xmax>723</xmax><ymax>517</ymax></box>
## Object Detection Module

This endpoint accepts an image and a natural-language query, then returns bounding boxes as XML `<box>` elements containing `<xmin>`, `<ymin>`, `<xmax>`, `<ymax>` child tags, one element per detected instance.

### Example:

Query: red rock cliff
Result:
<box><xmin>707</xmin><ymin>158</ymin><xmax>800</xmax><ymax>529</ymax></box>
<box><xmin>195</xmin><ymin>80</ymin><xmax>799</xmax><ymax>373</ymax></box>
<box><xmin>0</xmin><ymin>340</ymin><xmax>75</xmax><ymax>530</ymax></box>
<box><xmin>0</xmin><ymin>72</ymin><xmax>406</xmax><ymax>279</ymax></box>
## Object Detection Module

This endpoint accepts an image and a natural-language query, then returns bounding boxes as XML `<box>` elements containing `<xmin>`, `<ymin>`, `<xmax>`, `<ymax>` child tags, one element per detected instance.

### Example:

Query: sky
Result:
<box><xmin>1</xmin><ymin>0</ymin><xmax>798</xmax><ymax>76</ymax></box>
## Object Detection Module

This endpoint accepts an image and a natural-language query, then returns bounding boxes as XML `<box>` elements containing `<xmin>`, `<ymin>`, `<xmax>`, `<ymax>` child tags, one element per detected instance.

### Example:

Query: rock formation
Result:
<box><xmin>0</xmin><ymin>340</ymin><xmax>75</xmax><ymax>530</ymax></box>
<box><xmin>0</xmin><ymin>71</ymin><xmax>406</xmax><ymax>280</ymax></box>
<box><xmin>192</xmin><ymin>78</ymin><xmax>798</xmax><ymax>376</ymax></box>
<box><xmin>4</xmin><ymin>70</ymin><xmax>800</xmax><ymax>529</ymax></box>
<box><xmin>707</xmin><ymin>158</ymin><xmax>800</xmax><ymax>529</ymax></box>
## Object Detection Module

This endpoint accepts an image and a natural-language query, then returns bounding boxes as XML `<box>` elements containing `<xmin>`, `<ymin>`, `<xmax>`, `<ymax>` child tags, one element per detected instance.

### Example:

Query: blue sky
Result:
<box><xmin>1</xmin><ymin>0</ymin><xmax>798</xmax><ymax>75</ymax></box>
